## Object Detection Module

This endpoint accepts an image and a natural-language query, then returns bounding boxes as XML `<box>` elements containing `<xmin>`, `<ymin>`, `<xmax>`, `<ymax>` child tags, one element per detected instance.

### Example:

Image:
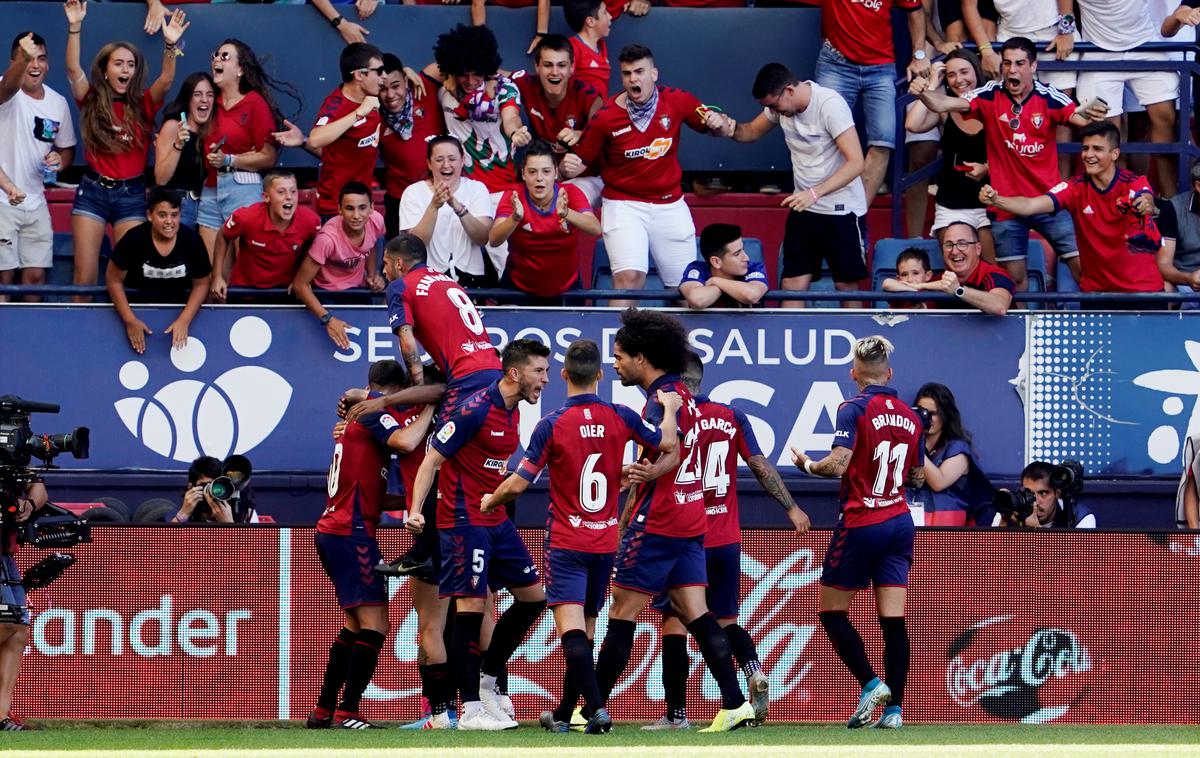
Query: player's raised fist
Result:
<box><xmin>405</xmin><ymin>512</ymin><xmax>425</xmax><ymax>534</ymax></box>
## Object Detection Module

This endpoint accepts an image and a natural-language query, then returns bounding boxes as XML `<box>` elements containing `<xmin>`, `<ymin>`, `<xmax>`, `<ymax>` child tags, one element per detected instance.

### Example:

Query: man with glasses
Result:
<box><xmin>927</xmin><ymin>221</ymin><xmax>1014</xmax><ymax>315</ymax></box>
<box><xmin>309</xmin><ymin>43</ymin><xmax>384</xmax><ymax>221</ymax></box>
<box><xmin>911</xmin><ymin>37</ymin><xmax>1107</xmax><ymax>292</ymax></box>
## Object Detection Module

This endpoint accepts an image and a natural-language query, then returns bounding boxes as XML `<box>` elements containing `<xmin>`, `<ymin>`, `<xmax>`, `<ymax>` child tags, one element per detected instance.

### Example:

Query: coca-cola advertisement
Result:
<box><xmin>13</xmin><ymin>527</ymin><xmax>1200</xmax><ymax>723</ymax></box>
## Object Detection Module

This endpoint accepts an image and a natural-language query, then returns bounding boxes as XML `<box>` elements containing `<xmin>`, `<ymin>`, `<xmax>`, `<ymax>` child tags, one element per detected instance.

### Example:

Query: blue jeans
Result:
<box><xmin>814</xmin><ymin>41</ymin><xmax>897</xmax><ymax>150</ymax></box>
<box><xmin>71</xmin><ymin>174</ymin><xmax>147</xmax><ymax>226</ymax></box>
<box><xmin>197</xmin><ymin>172</ymin><xmax>262</xmax><ymax>230</ymax></box>
<box><xmin>180</xmin><ymin>192</ymin><xmax>200</xmax><ymax>229</ymax></box>
<box><xmin>991</xmin><ymin>210</ymin><xmax>1079</xmax><ymax>262</ymax></box>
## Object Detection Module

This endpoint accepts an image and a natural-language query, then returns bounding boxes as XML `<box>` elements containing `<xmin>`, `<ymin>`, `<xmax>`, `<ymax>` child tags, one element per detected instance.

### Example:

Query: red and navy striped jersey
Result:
<box><xmin>386</xmin><ymin>263</ymin><xmax>502</xmax><ymax>382</ymax></box>
<box><xmin>317</xmin><ymin>406</ymin><xmax>406</xmax><ymax>537</ymax></box>
<box><xmin>833</xmin><ymin>385</ymin><xmax>924</xmax><ymax>529</ymax></box>
<box><xmin>431</xmin><ymin>381</ymin><xmax>519</xmax><ymax>528</ymax></box>
<box><xmin>628</xmin><ymin>374</ymin><xmax>706</xmax><ymax>538</ymax></box>
<box><xmin>693</xmin><ymin>396</ymin><xmax>763</xmax><ymax>548</ymax></box>
<box><xmin>517</xmin><ymin>394</ymin><xmax>662</xmax><ymax>552</ymax></box>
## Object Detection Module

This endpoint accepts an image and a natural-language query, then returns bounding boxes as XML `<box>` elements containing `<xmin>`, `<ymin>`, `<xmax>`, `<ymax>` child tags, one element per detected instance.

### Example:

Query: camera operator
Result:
<box><xmin>992</xmin><ymin>461</ymin><xmax>1096</xmax><ymax>529</ymax></box>
<box><xmin>169</xmin><ymin>456</ymin><xmax>258</xmax><ymax>524</ymax></box>
<box><xmin>1</xmin><ymin>478</ymin><xmax>47</xmax><ymax>731</ymax></box>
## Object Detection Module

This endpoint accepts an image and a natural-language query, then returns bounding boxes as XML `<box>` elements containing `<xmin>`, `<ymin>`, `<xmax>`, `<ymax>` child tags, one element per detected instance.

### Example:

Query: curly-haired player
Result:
<box><xmin>588</xmin><ymin>309</ymin><xmax>756</xmax><ymax>733</ymax></box>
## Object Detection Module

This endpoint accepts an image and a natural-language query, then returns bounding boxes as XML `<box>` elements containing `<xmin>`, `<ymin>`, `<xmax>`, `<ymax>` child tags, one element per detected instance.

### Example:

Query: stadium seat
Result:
<box><xmin>869</xmin><ymin>238</ymin><xmax>943</xmax><ymax>308</ymax></box>
<box><xmin>592</xmin><ymin>238</ymin><xmax>609</xmax><ymax>277</ymax></box>
<box><xmin>1025</xmin><ymin>240</ymin><xmax>1047</xmax><ymax>294</ymax></box>
<box><xmin>1055</xmin><ymin>258</ymin><xmax>1081</xmax><ymax>309</ymax></box>
<box><xmin>48</xmin><ymin>232</ymin><xmax>111</xmax><ymax>300</ymax></box>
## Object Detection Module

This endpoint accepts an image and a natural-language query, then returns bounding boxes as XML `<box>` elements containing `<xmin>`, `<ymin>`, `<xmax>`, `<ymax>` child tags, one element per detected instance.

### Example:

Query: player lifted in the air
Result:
<box><xmin>481</xmin><ymin>338</ymin><xmax>682</xmax><ymax>734</ymax></box>
<box><xmin>792</xmin><ymin>335</ymin><xmax>925</xmax><ymax>730</ymax></box>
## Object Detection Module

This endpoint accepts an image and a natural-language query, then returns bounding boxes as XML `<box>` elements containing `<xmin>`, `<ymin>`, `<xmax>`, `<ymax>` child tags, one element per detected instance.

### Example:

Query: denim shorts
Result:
<box><xmin>71</xmin><ymin>174</ymin><xmax>147</xmax><ymax>226</ymax></box>
<box><xmin>197</xmin><ymin>172</ymin><xmax>263</xmax><ymax>230</ymax></box>
<box><xmin>179</xmin><ymin>192</ymin><xmax>200</xmax><ymax>229</ymax></box>
<box><xmin>991</xmin><ymin>210</ymin><xmax>1080</xmax><ymax>262</ymax></box>
<box><xmin>814</xmin><ymin>41</ymin><xmax>897</xmax><ymax>150</ymax></box>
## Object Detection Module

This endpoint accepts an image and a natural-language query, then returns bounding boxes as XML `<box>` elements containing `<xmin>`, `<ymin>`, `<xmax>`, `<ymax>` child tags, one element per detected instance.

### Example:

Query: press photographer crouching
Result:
<box><xmin>170</xmin><ymin>455</ymin><xmax>258</xmax><ymax>524</ymax></box>
<box><xmin>992</xmin><ymin>461</ymin><xmax>1096</xmax><ymax>529</ymax></box>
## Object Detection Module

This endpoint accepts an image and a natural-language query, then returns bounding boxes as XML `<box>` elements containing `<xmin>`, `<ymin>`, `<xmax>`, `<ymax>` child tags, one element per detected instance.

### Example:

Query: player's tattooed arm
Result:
<box><xmin>747</xmin><ymin>454</ymin><xmax>798</xmax><ymax>510</ymax></box>
<box><xmin>791</xmin><ymin>445</ymin><xmax>851</xmax><ymax>478</ymax></box>
<box><xmin>906</xmin><ymin>465</ymin><xmax>926</xmax><ymax>490</ymax></box>
<box><xmin>397</xmin><ymin>325</ymin><xmax>424</xmax><ymax>386</ymax></box>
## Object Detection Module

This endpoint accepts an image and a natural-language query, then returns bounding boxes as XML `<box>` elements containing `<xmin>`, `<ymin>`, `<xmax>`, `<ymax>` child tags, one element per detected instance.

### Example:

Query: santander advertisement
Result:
<box><xmin>14</xmin><ymin>528</ymin><xmax>1200</xmax><ymax>724</ymax></box>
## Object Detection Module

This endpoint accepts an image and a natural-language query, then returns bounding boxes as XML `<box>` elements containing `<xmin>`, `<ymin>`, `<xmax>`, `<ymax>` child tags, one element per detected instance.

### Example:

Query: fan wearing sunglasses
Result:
<box><xmin>197</xmin><ymin>39</ymin><xmax>297</xmax><ymax>257</ymax></box>
<box><xmin>911</xmin><ymin>36</ymin><xmax>1108</xmax><ymax>295</ymax></box>
<box><xmin>307</xmin><ymin>43</ymin><xmax>385</xmax><ymax>222</ymax></box>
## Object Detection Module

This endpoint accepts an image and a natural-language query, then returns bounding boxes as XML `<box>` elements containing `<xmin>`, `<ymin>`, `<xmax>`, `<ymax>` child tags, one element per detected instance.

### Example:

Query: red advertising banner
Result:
<box><xmin>13</xmin><ymin>527</ymin><xmax>1200</xmax><ymax>724</ymax></box>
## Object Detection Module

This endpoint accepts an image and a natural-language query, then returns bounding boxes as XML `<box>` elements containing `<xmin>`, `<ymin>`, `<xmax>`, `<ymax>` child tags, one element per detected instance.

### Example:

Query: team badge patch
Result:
<box><xmin>660</xmin><ymin>115</ymin><xmax>671</xmax><ymax>130</ymax></box>
<box><xmin>1031</xmin><ymin>114</ymin><xmax>1045</xmax><ymax>129</ymax></box>
<box><xmin>437</xmin><ymin>422</ymin><xmax>457</xmax><ymax>444</ymax></box>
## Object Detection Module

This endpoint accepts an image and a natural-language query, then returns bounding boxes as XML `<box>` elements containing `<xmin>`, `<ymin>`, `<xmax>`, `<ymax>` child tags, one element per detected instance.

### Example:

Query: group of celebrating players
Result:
<box><xmin>310</xmin><ymin>231</ymin><xmax>925</xmax><ymax>732</ymax></box>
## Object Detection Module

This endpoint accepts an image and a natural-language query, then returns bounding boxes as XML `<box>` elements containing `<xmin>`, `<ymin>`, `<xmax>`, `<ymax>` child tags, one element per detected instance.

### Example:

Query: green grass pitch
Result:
<box><xmin>5</xmin><ymin>721</ymin><xmax>1198</xmax><ymax>757</ymax></box>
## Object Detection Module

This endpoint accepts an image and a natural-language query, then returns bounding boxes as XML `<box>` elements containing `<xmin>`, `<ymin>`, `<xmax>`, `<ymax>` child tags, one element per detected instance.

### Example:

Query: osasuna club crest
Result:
<box><xmin>660</xmin><ymin>115</ymin><xmax>671</xmax><ymax>130</ymax></box>
<box><xmin>1032</xmin><ymin>114</ymin><xmax>1045</xmax><ymax>129</ymax></box>
<box><xmin>566</xmin><ymin>117</ymin><xmax>577</xmax><ymax>128</ymax></box>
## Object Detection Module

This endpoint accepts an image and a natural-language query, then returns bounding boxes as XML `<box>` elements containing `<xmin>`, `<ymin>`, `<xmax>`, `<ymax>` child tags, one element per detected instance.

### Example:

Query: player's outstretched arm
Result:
<box><xmin>480</xmin><ymin>472</ymin><xmax>530</xmax><ymax>514</ymax></box>
<box><xmin>345</xmin><ymin>382</ymin><xmax>446</xmax><ymax>422</ymax></box>
<box><xmin>731</xmin><ymin>112</ymin><xmax>775</xmax><ymax>144</ymax></box>
<box><xmin>747</xmin><ymin>454</ymin><xmax>810</xmax><ymax>532</ymax></box>
<box><xmin>406</xmin><ymin>448</ymin><xmax>446</xmax><ymax>534</ymax></box>
<box><xmin>387</xmin><ymin>406</ymin><xmax>435</xmax><ymax>454</ymax></box>
<box><xmin>791</xmin><ymin>445</ymin><xmax>851</xmax><ymax>478</ymax></box>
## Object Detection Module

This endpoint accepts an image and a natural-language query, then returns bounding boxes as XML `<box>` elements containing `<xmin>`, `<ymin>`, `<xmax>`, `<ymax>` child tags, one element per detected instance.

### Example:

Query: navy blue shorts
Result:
<box><xmin>820</xmin><ymin>513</ymin><xmax>916</xmax><ymax>592</ymax></box>
<box><xmin>315</xmin><ymin>531</ymin><xmax>387</xmax><ymax>609</ymax></box>
<box><xmin>0</xmin><ymin>556</ymin><xmax>29</xmax><ymax>625</ymax></box>
<box><xmin>437</xmin><ymin>369</ymin><xmax>504</xmax><ymax>426</ymax></box>
<box><xmin>439</xmin><ymin>520</ymin><xmax>540</xmax><ymax>599</ymax></box>
<box><xmin>650</xmin><ymin>542</ymin><xmax>740</xmax><ymax>618</ymax></box>
<box><xmin>613</xmin><ymin>530</ymin><xmax>706</xmax><ymax>597</ymax></box>
<box><xmin>544</xmin><ymin>546</ymin><xmax>613</xmax><ymax>617</ymax></box>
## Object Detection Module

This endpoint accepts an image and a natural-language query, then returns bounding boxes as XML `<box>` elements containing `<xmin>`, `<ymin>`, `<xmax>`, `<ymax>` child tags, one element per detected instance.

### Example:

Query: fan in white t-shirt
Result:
<box><xmin>0</xmin><ymin>32</ymin><xmax>77</xmax><ymax>293</ymax></box>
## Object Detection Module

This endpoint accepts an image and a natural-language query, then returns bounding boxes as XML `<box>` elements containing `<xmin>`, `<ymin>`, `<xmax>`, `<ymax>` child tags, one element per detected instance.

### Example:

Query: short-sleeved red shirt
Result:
<box><xmin>204</xmin><ymin>90</ymin><xmax>275</xmax><ymax>187</ymax></box>
<box><xmin>573</xmin><ymin>86</ymin><xmax>706</xmax><ymax>204</ymax></box>
<box><xmin>494</xmin><ymin>183</ymin><xmax>591</xmax><ymax>296</ymax></box>
<box><xmin>432</xmin><ymin>382</ymin><xmax>520</xmax><ymax>529</ymax></box>
<box><xmin>822</xmin><ymin>0</ymin><xmax>922</xmax><ymax>65</ymax></box>
<box><xmin>79</xmin><ymin>89</ymin><xmax>160</xmax><ymax>180</ymax></box>
<box><xmin>693</xmin><ymin>397</ymin><xmax>762</xmax><ymax>548</ymax></box>
<box><xmin>317</xmin><ymin>406</ymin><xmax>406</xmax><ymax>537</ymax></box>
<box><xmin>569</xmin><ymin>36</ymin><xmax>611</xmax><ymax>100</ymax></box>
<box><xmin>379</xmin><ymin>74</ymin><xmax>446</xmax><ymax>199</ymax></box>
<box><xmin>222</xmin><ymin>201</ymin><xmax>322</xmax><ymax>287</ymax></box>
<box><xmin>1048</xmin><ymin>171</ymin><xmax>1165</xmax><ymax>293</ymax></box>
<box><xmin>512</xmin><ymin>71</ymin><xmax>601</xmax><ymax>144</ymax></box>
<box><xmin>313</xmin><ymin>87</ymin><xmax>382</xmax><ymax>215</ymax></box>
<box><xmin>833</xmin><ymin>385</ymin><xmax>924</xmax><ymax>529</ymax></box>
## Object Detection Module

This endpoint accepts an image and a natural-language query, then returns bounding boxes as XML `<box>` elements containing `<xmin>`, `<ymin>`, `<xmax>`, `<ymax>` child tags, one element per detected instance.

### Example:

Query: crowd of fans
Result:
<box><xmin>1</xmin><ymin>0</ymin><xmax>1200</xmax><ymax>340</ymax></box>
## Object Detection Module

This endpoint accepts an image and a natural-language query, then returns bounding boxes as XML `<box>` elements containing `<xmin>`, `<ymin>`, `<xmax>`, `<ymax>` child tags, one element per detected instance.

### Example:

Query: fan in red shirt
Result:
<box><xmin>565</xmin><ymin>0</ymin><xmax>615</xmax><ymax>99</ymax></box>
<box><xmin>983</xmin><ymin>121</ymin><xmax>1166</xmax><ymax>303</ymax></box>
<box><xmin>513</xmin><ymin>36</ymin><xmax>603</xmax><ymax>147</ymax></box>
<box><xmin>911</xmin><ymin>37</ymin><xmax>1111</xmax><ymax>291</ymax></box>
<box><xmin>920</xmin><ymin>222</ymin><xmax>1015</xmax><ymax>315</ymax></box>
<box><xmin>210</xmin><ymin>170</ymin><xmax>321</xmax><ymax>300</ymax></box>
<box><xmin>563</xmin><ymin>45</ymin><xmax>734</xmax><ymax>296</ymax></box>
<box><xmin>64</xmin><ymin>0</ymin><xmax>188</xmax><ymax>294</ymax></box>
<box><xmin>404</xmin><ymin>340</ymin><xmax>550</xmax><ymax>731</ymax></box>
<box><xmin>647</xmin><ymin>353</ymin><xmax>809</xmax><ymax>728</ymax></box>
<box><xmin>310</xmin><ymin>43</ymin><xmax>384</xmax><ymax>218</ymax></box>
<box><xmin>378</xmin><ymin>54</ymin><xmax>446</xmax><ymax>240</ymax></box>
<box><xmin>480</xmin><ymin>338</ymin><xmax>678</xmax><ymax>733</ymax></box>
<box><xmin>311</xmin><ymin>359</ymin><xmax>436</xmax><ymax>730</ymax></box>
<box><xmin>792</xmin><ymin>336</ymin><xmax>925</xmax><ymax>730</ymax></box>
<box><xmin>490</xmin><ymin>141</ymin><xmax>599</xmax><ymax>301</ymax></box>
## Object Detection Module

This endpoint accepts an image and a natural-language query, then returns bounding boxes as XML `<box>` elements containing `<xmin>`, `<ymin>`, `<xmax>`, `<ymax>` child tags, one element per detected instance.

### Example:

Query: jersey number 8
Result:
<box><xmin>447</xmin><ymin>288</ymin><xmax>485</xmax><ymax>336</ymax></box>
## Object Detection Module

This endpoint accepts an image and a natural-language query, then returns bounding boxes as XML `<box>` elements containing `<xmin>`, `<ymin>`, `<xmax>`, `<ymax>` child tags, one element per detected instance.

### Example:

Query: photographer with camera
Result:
<box><xmin>0</xmin><ymin>478</ymin><xmax>46</xmax><ymax>731</ymax></box>
<box><xmin>169</xmin><ymin>455</ymin><xmax>257</xmax><ymax>524</ymax></box>
<box><xmin>992</xmin><ymin>461</ymin><xmax>1096</xmax><ymax>529</ymax></box>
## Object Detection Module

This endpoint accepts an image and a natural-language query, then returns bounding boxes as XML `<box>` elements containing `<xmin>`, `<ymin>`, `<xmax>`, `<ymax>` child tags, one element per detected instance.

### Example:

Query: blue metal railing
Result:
<box><xmin>6</xmin><ymin>284</ymin><xmax>1200</xmax><ymax>305</ymax></box>
<box><xmin>890</xmin><ymin>40</ymin><xmax>1200</xmax><ymax>238</ymax></box>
